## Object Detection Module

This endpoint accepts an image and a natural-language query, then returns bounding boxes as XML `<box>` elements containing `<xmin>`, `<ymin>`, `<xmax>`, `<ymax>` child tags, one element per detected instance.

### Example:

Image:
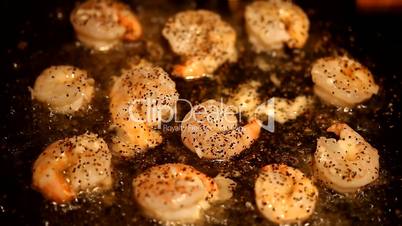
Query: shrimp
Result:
<box><xmin>255</xmin><ymin>164</ymin><xmax>318</xmax><ymax>224</ymax></box>
<box><xmin>213</xmin><ymin>174</ymin><xmax>237</xmax><ymax>201</ymax></box>
<box><xmin>162</xmin><ymin>10</ymin><xmax>237</xmax><ymax>79</ymax></box>
<box><xmin>255</xmin><ymin>96</ymin><xmax>313</xmax><ymax>124</ymax></box>
<box><xmin>181</xmin><ymin>100</ymin><xmax>261</xmax><ymax>160</ymax></box>
<box><xmin>245</xmin><ymin>0</ymin><xmax>309</xmax><ymax>52</ymax></box>
<box><xmin>132</xmin><ymin>163</ymin><xmax>219</xmax><ymax>223</ymax></box>
<box><xmin>109</xmin><ymin>61</ymin><xmax>179</xmax><ymax>158</ymax></box>
<box><xmin>227</xmin><ymin>80</ymin><xmax>312</xmax><ymax>124</ymax></box>
<box><xmin>227</xmin><ymin>80</ymin><xmax>262</xmax><ymax>118</ymax></box>
<box><xmin>32</xmin><ymin>133</ymin><xmax>113</xmax><ymax>204</ymax></box>
<box><xmin>314</xmin><ymin>123</ymin><xmax>380</xmax><ymax>193</ymax></box>
<box><xmin>70</xmin><ymin>0</ymin><xmax>142</xmax><ymax>51</ymax></box>
<box><xmin>311</xmin><ymin>56</ymin><xmax>379</xmax><ymax>107</ymax></box>
<box><xmin>31</xmin><ymin>65</ymin><xmax>95</xmax><ymax>114</ymax></box>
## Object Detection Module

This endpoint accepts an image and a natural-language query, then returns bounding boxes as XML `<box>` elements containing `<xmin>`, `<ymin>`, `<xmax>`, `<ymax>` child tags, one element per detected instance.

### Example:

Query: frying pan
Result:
<box><xmin>1</xmin><ymin>0</ymin><xmax>401</xmax><ymax>225</ymax></box>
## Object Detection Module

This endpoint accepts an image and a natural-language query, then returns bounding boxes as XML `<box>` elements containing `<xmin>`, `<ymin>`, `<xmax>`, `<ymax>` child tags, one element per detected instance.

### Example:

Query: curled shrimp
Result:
<box><xmin>311</xmin><ymin>56</ymin><xmax>379</xmax><ymax>107</ymax></box>
<box><xmin>31</xmin><ymin>65</ymin><xmax>95</xmax><ymax>114</ymax></box>
<box><xmin>255</xmin><ymin>164</ymin><xmax>318</xmax><ymax>224</ymax></box>
<box><xmin>70</xmin><ymin>0</ymin><xmax>142</xmax><ymax>51</ymax></box>
<box><xmin>133</xmin><ymin>163</ymin><xmax>219</xmax><ymax>223</ymax></box>
<box><xmin>255</xmin><ymin>96</ymin><xmax>313</xmax><ymax>124</ymax></box>
<box><xmin>227</xmin><ymin>81</ymin><xmax>312</xmax><ymax>124</ymax></box>
<box><xmin>109</xmin><ymin>61</ymin><xmax>179</xmax><ymax>158</ymax></box>
<box><xmin>245</xmin><ymin>0</ymin><xmax>309</xmax><ymax>52</ymax></box>
<box><xmin>314</xmin><ymin>123</ymin><xmax>380</xmax><ymax>193</ymax></box>
<box><xmin>181</xmin><ymin>100</ymin><xmax>261</xmax><ymax>160</ymax></box>
<box><xmin>32</xmin><ymin>133</ymin><xmax>113</xmax><ymax>204</ymax></box>
<box><xmin>227</xmin><ymin>80</ymin><xmax>262</xmax><ymax>118</ymax></box>
<box><xmin>162</xmin><ymin>10</ymin><xmax>237</xmax><ymax>79</ymax></box>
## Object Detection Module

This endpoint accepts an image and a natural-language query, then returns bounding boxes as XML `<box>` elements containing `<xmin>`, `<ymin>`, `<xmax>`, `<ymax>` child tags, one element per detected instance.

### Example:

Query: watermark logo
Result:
<box><xmin>126</xmin><ymin>98</ymin><xmax>276</xmax><ymax>132</ymax></box>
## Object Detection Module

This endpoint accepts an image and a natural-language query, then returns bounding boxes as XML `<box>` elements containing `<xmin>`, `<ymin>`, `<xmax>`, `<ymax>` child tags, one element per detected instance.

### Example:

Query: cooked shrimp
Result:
<box><xmin>245</xmin><ymin>0</ymin><xmax>309</xmax><ymax>52</ymax></box>
<box><xmin>228</xmin><ymin>82</ymin><xmax>310</xmax><ymax>124</ymax></box>
<box><xmin>162</xmin><ymin>10</ymin><xmax>237</xmax><ymax>79</ymax></box>
<box><xmin>32</xmin><ymin>133</ymin><xmax>113</xmax><ymax>204</ymax></box>
<box><xmin>255</xmin><ymin>96</ymin><xmax>313</xmax><ymax>124</ymax></box>
<box><xmin>133</xmin><ymin>163</ymin><xmax>219</xmax><ymax>223</ymax></box>
<box><xmin>70</xmin><ymin>0</ymin><xmax>142</xmax><ymax>51</ymax></box>
<box><xmin>311</xmin><ymin>56</ymin><xmax>379</xmax><ymax>107</ymax></box>
<box><xmin>213</xmin><ymin>174</ymin><xmax>237</xmax><ymax>201</ymax></box>
<box><xmin>109</xmin><ymin>61</ymin><xmax>179</xmax><ymax>158</ymax></box>
<box><xmin>314</xmin><ymin>123</ymin><xmax>380</xmax><ymax>193</ymax></box>
<box><xmin>227</xmin><ymin>81</ymin><xmax>312</xmax><ymax>124</ymax></box>
<box><xmin>181</xmin><ymin>100</ymin><xmax>261</xmax><ymax>160</ymax></box>
<box><xmin>31</xmin><ymin>65</ymin><xmax>94</xmax><ymax>114</ymax></box>
<box><xmin>227</xmin><ymin>80</ymin><xmax>261</xmax><ymax>118</ymax></box>
<box><xmin>255</xmin><ymin>164</ymin><xmax>318</xmax><ymax>224</ymax></box>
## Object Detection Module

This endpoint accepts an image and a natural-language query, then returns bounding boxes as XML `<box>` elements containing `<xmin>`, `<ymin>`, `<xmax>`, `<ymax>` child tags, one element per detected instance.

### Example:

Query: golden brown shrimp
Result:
<box><xmin>255</xmin><ymin>164</ymin><xmax>318</xmax><ymax>224</ymax></box>
<box><xmin>162</xmin><ymin>10</ymin><xmax>237</xmax><ymax>79</ymax></box>
<box><xmin>311</xmin><ymin>56</ymin><xmax>379</xmax><ymax>107</ymax></box>
<box><xmin>181</xmin><ymin>100</ymin><xmax>261</xmax><ymax>160</ymax></box>
<box><xmin>31</xmin><ymin>65</ymin><xmax>94</xmax><ymax>114</ymax></box>
<box><xmin>109</xmin><ymin>61</ymin><xmax>179</xmax><ymax>158</ymax></box>
<box><xmin>133</xmin><ymin>163</ymin><xmax>219</xmax><ymax>223</ymax></box>
<box><xmin>32</xmin><ymin>133</ymin><xmax>113</xmax><ymax>203</ymax></box>
<box><xmin>245</xmin><ymin>0</ymin><xmax>309</xmax><ymax>52</ymax></box>
<box><xmin>70</xmin><ymin>0</ymin><xmax>142</xmax><ymax>51</ymax></box>
<box><xmin>314</xmin><ymin>123</ymin><xmax>380</xmax><ymax>193</ymax></box>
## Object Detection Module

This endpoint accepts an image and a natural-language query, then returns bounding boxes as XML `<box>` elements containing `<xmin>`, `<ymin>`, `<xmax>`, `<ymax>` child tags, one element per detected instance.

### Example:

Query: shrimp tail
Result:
<box><xmin>327</xmin><ymin>123</ymin><xmax>347</xmax><ymax>135</ymax></box>
<box><xmin>114</xmin><ymin>3</ymin><xmax>142</xmax><ymax>41</ymax></box>
<box><xmin>33</xmin><ymin>169</ymin><xmax>76</xmax><ymax>203</ymax></box>
<box><xmin>242</xmin><ymin>119</ymin><xmax>262</xmax><ymax>143</ymax></box>
<box><xmin>173</xmin><ymin>60</ymin><xmax>208</xmax><ymax>79</ymax></box>
<box><xmin>32</xmin><ymin>144</ymin><xmax>76</xmax><ymax>203</ymax></box>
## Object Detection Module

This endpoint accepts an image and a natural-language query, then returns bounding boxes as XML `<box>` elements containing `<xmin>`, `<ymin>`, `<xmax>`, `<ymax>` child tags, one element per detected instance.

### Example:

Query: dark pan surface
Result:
<box><xmin>1</xmin><ymin>0</ymin><xmax>401</xmax><ymax>225</ymax></box>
